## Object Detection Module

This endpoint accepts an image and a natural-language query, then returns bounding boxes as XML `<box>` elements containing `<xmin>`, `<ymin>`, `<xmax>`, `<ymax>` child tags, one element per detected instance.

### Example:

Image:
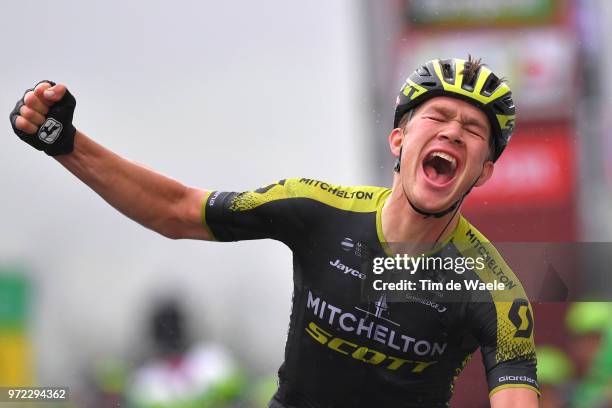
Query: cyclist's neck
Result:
<box><xmin>381</xmin><ymin>185</ymin><xmax>461</xmax><ymax>248</ymax></box>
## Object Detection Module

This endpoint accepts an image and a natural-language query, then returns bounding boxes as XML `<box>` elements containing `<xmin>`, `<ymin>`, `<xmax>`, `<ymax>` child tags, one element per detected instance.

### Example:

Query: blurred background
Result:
<box><xmin>1</xmin><ymin>0</ymin><xmax>611</xmax><ymax>406</ymax></box>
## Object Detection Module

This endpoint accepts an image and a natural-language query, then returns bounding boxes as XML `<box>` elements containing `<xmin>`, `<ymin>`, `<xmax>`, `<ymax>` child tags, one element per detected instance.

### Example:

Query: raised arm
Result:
<box><xmin>11</xmin><ymin>81</ymin><xmax>212</xmax><ymax>241</ymax></box>
<box><xmin>56</xmin><ymin>130</ymin><xmax>211</xmax><ymax>240</ymax></box>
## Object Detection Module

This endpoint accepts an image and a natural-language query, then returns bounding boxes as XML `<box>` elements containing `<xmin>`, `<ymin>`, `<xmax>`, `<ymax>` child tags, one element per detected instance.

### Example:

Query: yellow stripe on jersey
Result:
<box><xmin>375</xmin><ymin>188</ymin><xmax>393</xmax><ymax>256</ymax></box>
<box><xmin>227</xmin><ymin>178</ymin><xmax>389</xmax><ymax>214</ymax></box>
<box><xmin>451</xmin><ymin>217</ymin><xmax>536</xmax><ymax>363</ymax></box>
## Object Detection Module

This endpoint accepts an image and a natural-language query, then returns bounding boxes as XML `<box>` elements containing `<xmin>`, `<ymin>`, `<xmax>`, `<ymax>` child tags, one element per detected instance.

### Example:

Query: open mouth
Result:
<box><xmin>422</xmin><ymin>151</ymin><xmax>458</xmax><ymax>185</ymax></box>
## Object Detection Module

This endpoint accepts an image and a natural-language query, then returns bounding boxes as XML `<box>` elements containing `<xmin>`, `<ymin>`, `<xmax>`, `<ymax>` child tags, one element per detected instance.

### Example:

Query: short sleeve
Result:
<box><xmin>471</xmin><ymin>296</ymin><xmax>540</xmax><ymax>398</ymax></box>
<box><xmin>202</xmin><ymin>178</ymin><xmax>307</xmax><ymax>245</ymax></box>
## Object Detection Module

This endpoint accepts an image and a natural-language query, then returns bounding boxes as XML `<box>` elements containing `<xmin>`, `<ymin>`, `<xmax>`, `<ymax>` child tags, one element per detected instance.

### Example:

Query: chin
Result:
<box><xmin>411</xmin><ymin>190</ymin><xmax>458</xmax><ymax>214</ymax></box>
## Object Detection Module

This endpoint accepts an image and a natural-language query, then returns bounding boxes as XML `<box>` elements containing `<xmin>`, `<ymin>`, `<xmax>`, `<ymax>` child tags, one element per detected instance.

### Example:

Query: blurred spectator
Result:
<box><xmin>537</xmin><ymin>345</ymin><xmax>574</xmax><ymax>408</ymax></box>
<box><xmin>566</xmin><ymin>302</ymin><xmax>612</xmax><ymax>408</ymax></box>
<box><xmin>87</xmin><ymin>358</ymin><xmax>130</xmax><ymax>407</ymax></box>
<box><xmin>125</xmin><ymin>298</ymin><xmax>246</xmax><ymax>407</ymax></box>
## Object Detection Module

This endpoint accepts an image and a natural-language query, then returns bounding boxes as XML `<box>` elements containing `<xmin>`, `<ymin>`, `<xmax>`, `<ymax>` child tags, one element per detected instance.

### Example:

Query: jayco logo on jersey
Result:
<box><xmin>330</xmin><ymin>259</ymin><xmax>366</xmax><ymax>280</ymax></box>
<box><xmin>38</xmin><ymin>118</ymin><xmax>62</xmax><ymax>144</ymax></box>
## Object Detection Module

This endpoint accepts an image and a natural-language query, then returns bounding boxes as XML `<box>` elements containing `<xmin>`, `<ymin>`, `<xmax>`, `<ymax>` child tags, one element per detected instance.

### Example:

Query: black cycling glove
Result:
<box><xmin>9</xmin><ymin>80</ymin><xmax>77</xmax><ymax>156</ymax></box>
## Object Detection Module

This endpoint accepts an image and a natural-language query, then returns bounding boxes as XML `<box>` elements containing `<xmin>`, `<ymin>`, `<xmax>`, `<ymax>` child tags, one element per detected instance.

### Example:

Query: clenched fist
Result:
<box><xmin>10</xmin><ymin>80</ymin><xmax>76</xmax><ymax>156</ymax></box>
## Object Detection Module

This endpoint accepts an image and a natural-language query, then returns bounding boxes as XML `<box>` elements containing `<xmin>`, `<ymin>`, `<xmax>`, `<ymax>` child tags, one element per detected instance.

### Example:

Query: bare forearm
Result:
<box><xmin>490</xmin><ymin>388</ymin><xmax>538</xmax><ymax>408</ymax></box>
<box><xmin>55</xmin><ymin>130</ymin><xmax>209</xmax><ymax>239</ymax></box>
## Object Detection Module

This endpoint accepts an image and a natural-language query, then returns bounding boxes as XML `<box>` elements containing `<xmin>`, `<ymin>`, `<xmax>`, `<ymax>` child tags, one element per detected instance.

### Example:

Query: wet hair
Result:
<box><xmin>397</xmin><ymin>109</ymin><xmax>414</xmax><ymax>130</ymax></box>
<box><xmin>461</xmin><ymin>54</ymin><xmax>507</xmax><ymax>87</ymax></box>
<box><xmin>460</xmin><ymin>54</ymin><xmax>483</xmax><ymax>87</ymax></box>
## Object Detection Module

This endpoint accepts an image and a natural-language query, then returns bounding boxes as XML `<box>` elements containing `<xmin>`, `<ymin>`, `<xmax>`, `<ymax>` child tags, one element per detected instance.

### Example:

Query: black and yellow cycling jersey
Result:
<box><xmin>203</xmin><ymin>178</ymin><xmax>538</xmax><ymax>408</ymax></box>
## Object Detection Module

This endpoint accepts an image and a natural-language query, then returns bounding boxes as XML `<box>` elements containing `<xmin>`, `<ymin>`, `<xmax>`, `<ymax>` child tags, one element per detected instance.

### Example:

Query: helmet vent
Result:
<box><xmin>501</xmin><ymin>95</ymin><xmax>515</xmax><ymax>109</ymax></box>
<box><xmin>440</xmin><ymin>60</ymin><xmax>455</xmax><ymax>83</ymax></box>
<box><xmin>481</xmin><ymin>73</ymin><xmax>501</xmax><ymax>96</ymax></box>
<box><xmin>417</xmin><ymin>65</ymin><xmax>431</xmax><ymax>76</ymax></box>
<box><xmin>461</xmin><ymin>64</ymin><xmax>479</xmax><ymax>92</ymax></box>
<box><xmin>421</xmin><ymin>81</ymin><xmax>437</xmax><ymax>88</ymax></box>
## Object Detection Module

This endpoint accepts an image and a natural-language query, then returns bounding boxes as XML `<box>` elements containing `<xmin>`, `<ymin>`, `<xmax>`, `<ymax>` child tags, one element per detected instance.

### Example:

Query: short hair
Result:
<box><xmin>460</xmin><ymin>54</ymin><xmax>483</xmax><ymax>87</ymax></box>
<box><xmin>397</xmin><ymin>109</ymin><xmax>414</xmax><ymax>130</ymax></box>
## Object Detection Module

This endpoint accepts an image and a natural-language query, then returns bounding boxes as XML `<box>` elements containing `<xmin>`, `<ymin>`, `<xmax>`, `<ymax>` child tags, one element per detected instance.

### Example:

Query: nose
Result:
<box><xmin>437</xmin><ymin>122</ymin><xmax>464</xmax><ymax>146</ymax></box>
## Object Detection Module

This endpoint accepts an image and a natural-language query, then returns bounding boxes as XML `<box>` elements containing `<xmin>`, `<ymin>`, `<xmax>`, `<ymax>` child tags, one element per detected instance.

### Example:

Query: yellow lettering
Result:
<box><xmin>305</xmin><ymin>321</ymin><xmax>332</xmax><ymax>345</ymax></box>
<box><xmin>351</xmin><ymin>346</ymin><xmax>386</xmax><ymax>365</ymax></box>
<box><xmin>328</xmin><ymin>337</ymin><xmax>357</xmax><ymax>355</ymax></box>
<box><xmin>411</xmin><ymin>361</ymin><xmax>437</xmax><ymax>373</ymax></box>
<box><xmin>305</xmin><ymin>323</ymin><xmax>439</xmax><ymax>374</ymax></box>
<box><xmin>386</xmin><ymin>356</ymin><xmax>409</xmax><ymax>370</ymax></box>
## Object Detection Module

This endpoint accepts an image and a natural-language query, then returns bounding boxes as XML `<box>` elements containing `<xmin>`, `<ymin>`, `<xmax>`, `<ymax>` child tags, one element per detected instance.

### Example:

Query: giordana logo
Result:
<box><xmin>498</xmin><ymin>375</ymin><xmax>538</xmax><ymax>386</ymax></box>
<box><xmin>329</xmin><ymin>259</ymin><xmax>365</xmax><ymax>280</ymax></box>
<box><xmin>341</xmin><ymin>237</ymin><xmax>354</xmax><ymax>252</ymax></box>
<box><xmin>38</xmin><ymin>118</ymin><xmax>62</xmax><ymax>144</ymax></box>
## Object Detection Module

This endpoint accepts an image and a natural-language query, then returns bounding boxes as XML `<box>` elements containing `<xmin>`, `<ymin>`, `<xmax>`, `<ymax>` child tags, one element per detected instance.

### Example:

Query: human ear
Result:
<box><xmin>388</xmin><ymin>128</ymin><xmax>404</xmax><ymax>158</ymax></box>
<box><xmin>475</xmin><ymin>161</ymin><xmax>494</xmax><ymax>187</ymax></box>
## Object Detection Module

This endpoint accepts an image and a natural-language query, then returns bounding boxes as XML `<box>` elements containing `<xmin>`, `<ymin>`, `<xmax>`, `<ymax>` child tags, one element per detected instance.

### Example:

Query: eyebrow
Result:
<box><xmin>426</xmin><ymin>105</ymin><xmax>489</xmax><ymax>131</ymax></box>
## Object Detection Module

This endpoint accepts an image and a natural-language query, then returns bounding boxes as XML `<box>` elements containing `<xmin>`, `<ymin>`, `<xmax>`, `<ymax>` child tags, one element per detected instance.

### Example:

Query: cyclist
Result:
<box><xmin>10</xmin><ymin>56</ymin><xmax>538</xmax><ymax>407</ymax></box>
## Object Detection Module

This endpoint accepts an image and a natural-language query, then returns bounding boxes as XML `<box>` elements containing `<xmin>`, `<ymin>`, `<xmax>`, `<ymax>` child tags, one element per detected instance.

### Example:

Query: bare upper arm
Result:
<box><xmin>490</xmin><ymin>387</ymin><xmax>538</xmax><ymax>408</ymax></box>
<box><xmin>168</xmin><ymin>186</ymin><xmax>215</xmax><ymax>241</ymax></box>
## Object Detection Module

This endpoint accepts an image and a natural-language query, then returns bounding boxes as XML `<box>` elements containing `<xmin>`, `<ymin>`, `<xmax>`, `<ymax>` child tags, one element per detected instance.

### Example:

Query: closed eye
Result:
<box><xmin>426</xmin><ymin>116</ymin><xmax>445</xmax><ymax>122</ymax></box>
<box><xmin>466</xmin><ymin>127</ymin><xmax>485</xmax><ymax>139</ymax></box>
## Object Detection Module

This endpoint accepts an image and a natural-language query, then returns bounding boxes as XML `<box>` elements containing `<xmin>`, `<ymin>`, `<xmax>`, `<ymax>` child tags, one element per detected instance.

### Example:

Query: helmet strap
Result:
<box><xmin>393</xmin><ymin>155</ymin><xmax>401</xmax><ymax>173</ymax></box>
